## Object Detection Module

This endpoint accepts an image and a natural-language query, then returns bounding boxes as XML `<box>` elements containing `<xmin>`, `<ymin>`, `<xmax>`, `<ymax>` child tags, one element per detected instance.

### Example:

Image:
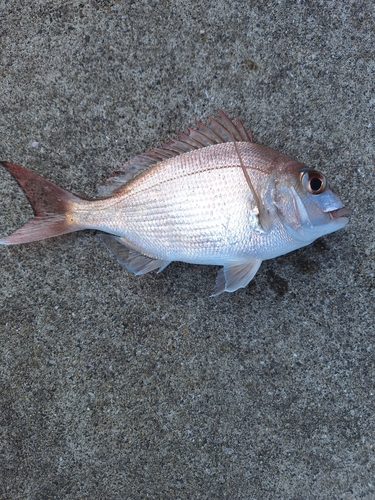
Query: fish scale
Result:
<box><xmin>0</xmin><ymin>111</ymin><xmax>349</xmax><ymax>295</ymax></box>
<box><xmin>118</xmin><ymin>177</ymin><xmax>249</xmax><ymax>258</ymax></box>
<box><xmin>93</xmin><ymin>143</ymin><xmax>288</xmax><ymax>263</ymax></box>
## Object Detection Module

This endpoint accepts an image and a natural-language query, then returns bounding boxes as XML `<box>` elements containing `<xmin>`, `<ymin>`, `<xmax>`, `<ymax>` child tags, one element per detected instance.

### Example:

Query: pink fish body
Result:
<box><xmin>0</xmin><ymin>111</ymin><xmax>349</xmax><ymax>295</ymax></box>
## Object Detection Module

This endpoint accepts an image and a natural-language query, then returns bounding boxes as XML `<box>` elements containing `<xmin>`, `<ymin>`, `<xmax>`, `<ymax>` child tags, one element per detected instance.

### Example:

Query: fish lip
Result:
<box><xmin>329</xmin><ymin>207</ymin><xmax>351</xmax><ymax>219</ymax></box>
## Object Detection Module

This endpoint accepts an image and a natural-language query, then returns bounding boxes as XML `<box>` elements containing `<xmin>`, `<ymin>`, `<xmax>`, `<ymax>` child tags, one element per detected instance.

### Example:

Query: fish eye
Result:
<box><xmin>301</xmin><ymin>169</ymin><xmax>327</xmax><ymax>194</ymax></box>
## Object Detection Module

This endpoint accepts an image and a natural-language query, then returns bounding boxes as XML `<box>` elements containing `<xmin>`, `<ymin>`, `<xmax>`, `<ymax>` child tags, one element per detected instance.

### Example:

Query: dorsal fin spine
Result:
<box><xmin>218</xmin><ymin>109</ymin><xmax>243</xmax><ymax>141</ymax></box>
<box><xmin>187</xmin><ymin>127</ymin><xmax>212</xmax><ymax>147</ymax></box>
<box><xmin>177</xmin><ymin>132</ymin><xmax>201</xmax><ymax>148</ymax></box>
<box><xmin>97</xmin><ymin>111</ymin><xmax>254</xmax><ymax>197</ymax></box>
<box><xmin>196</xmin><ymin>120</ymin><xmax>222</xmax><ymax>143</ymax></box>
<box><xmin>150</xmin><ymin>147</ymin><xmax>175</xmax><ymax>159</ymax></box>
<box><xmin>207</xmin><ymin>116</ymin><xmax>233</xmax><ymax>141</ymax></box>
<box><xmin>169</xmin><ymin>139</ymin><xmax>193</xmax><ymax>153</ymax></box>
<box><xmin>236</xmin><ymin>118</ymin><xmax>253</xmax><ymax>142</ymax></box>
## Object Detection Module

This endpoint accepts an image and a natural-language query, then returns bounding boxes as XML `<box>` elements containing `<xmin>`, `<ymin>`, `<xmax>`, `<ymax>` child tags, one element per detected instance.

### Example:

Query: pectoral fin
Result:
<box><xmin>212</xmin><ymin>258</ymin><xmax>262</xmax><ymax>296</ymax></box>
<box><xmin>100</xmin><ymin>234</ymin><xmax>170</xmax><ymax>275</ymax></box>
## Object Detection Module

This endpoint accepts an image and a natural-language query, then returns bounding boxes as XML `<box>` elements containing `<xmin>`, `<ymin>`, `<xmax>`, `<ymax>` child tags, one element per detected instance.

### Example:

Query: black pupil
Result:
<box><xmin>310</xmin><ymin>177</ymin><xmax>322</xmax><ymax>192</ymax></box>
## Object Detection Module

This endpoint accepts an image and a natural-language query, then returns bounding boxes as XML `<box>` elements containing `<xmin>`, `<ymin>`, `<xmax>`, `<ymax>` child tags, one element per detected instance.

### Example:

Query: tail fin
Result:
<box><xmin>0</xmin><ymin>162</ymin><xmax>85</xmax><ymax>245</ymax></box>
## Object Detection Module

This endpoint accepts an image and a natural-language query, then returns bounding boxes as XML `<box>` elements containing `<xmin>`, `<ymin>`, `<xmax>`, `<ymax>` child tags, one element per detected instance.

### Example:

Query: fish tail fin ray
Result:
<box><xmin>0</xmin><ymin>162</ymin><xmax>84</xmax><ymax>245</ymax></box>
<box><xmin>212</xmin><ymin>259</ymin><xmax>262</xmax><ymax>296</ymax></box>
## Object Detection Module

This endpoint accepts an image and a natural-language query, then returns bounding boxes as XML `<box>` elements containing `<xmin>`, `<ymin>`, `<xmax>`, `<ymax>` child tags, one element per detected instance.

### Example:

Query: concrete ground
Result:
<box><xmin>0</xmin><ymin>1</ymin><xmax>374</xmax><ymax>498</ymax></box>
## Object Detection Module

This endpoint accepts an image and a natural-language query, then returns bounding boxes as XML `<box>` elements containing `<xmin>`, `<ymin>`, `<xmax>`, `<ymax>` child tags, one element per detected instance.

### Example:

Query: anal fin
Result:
<box><xmin>100</xmin><ymin>234</ymin><xmax>170</xmax><ymax>275</ymax></box>
<box><xmin>212</xmin><ymin>258</ymin><xmax>262</xmax><ymax>296</ymax></box>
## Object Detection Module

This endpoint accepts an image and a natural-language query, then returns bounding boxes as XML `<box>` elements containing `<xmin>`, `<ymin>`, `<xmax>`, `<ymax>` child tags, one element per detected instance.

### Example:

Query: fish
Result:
<box><xmin>0</xmin><ymin>110</ymin><xmax>350</xmax><ymax>295</ymax></box>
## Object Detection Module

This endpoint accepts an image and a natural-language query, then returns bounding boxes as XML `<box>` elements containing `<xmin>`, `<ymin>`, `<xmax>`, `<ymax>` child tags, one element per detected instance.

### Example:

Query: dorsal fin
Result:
<box><xmin>97</xmin><ymin>110</ymin><xmax>253</xmax><ymax>197</ymax></box>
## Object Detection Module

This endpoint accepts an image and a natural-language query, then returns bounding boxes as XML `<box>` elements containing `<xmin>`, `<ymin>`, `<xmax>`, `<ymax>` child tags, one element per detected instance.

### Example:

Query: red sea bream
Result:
<box><xmin>0</xmin><ymin>111</ymin><xmax>349</xmax><ymax>295</ymax></box>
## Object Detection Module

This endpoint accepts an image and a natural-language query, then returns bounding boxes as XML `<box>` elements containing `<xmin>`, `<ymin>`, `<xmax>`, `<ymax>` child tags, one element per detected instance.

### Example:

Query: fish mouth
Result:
<box><xmin>329</xmin><ymin>207</ymin><xmax>351</xmax><ymax>219</ymax></box>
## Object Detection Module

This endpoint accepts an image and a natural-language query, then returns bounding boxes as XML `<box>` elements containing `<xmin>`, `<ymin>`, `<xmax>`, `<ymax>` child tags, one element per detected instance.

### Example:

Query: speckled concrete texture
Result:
<box><xmin>0</xmin><ymin>1</ymin><xmax>374</xmax><ymax>498</ymax></box>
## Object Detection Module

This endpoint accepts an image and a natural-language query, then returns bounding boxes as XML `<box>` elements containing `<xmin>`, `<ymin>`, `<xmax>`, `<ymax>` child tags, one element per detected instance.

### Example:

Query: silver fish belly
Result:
<box><xmin>0</xmin><ymin>111</ymin><xmax>350</xmax><ymax>295</ymax></box>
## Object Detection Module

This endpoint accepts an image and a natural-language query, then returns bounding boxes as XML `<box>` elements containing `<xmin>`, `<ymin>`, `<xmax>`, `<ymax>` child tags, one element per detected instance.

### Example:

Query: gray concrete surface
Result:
<box><xmin>0</xmin><ymin>1</ymin><xmax>374</xmax><ymax>498</ymax></box>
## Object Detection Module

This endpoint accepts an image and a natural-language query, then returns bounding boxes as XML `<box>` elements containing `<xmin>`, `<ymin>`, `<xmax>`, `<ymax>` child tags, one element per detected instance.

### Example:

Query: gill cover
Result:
<box><xmin>300</xmin><ymin>168</ymin><xmax>346</xmax><ymax>213</ymax></box>
<box><xmin>275</xmin><ymin>167</ymin><xmax>349</xmax><ymax>242</ymax></box>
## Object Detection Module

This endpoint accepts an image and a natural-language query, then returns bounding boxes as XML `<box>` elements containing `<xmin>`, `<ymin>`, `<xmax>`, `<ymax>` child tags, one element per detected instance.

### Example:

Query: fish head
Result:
<box><xmin>273</xmin><ymin>162</ymin><xmax>350</xmax><ymax>242</ymax></box>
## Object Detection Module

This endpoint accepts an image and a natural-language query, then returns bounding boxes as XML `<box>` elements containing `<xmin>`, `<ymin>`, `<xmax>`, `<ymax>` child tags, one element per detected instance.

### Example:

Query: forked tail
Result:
<box><xmin>0</xmin><ymin>162</ymin><xmax>85</xmax><ymax>245</ymax></box>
